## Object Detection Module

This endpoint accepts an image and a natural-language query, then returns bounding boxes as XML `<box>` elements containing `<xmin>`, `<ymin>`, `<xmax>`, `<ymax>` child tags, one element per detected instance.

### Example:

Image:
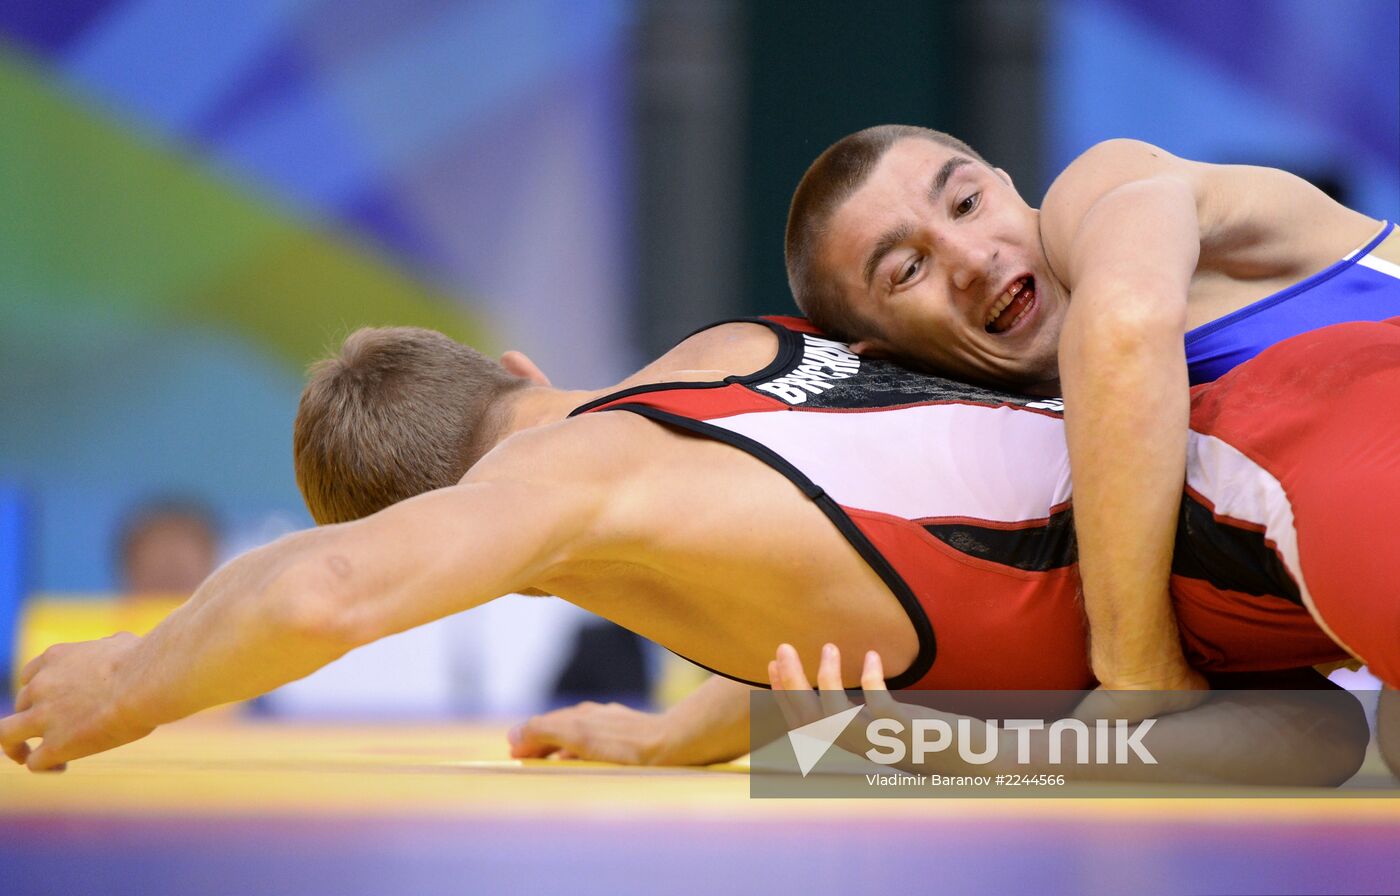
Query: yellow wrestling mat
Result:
<box><xmin>3</xmin><ymin>716</ymin><xmax>1398</xmax><ymax>819</ymax></box>
<box><xmin>3</xmin><ymin>718</ymin><xmax>1398</xmax><ymax>895</ymax></box>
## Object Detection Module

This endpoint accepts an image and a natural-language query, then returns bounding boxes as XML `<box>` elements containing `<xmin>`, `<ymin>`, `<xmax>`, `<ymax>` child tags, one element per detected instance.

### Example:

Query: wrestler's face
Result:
<box><xmin>821</xmin><ymin>138</ymin><xmax>1067</xmax><ymax>391</ymax></box>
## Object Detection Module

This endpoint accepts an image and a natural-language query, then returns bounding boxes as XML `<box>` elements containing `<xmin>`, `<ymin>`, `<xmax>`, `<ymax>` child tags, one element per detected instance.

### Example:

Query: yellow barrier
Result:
<box><xmin>12</xmin><ymin>594</ymin><xmax>186</xmax><ymax>689</ymax></box>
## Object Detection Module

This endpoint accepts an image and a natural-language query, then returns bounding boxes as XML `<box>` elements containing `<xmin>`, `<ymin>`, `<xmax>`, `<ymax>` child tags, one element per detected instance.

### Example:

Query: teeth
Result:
<box><xmin>985</xmin><ymin>279</ymin><xmax>1025</xmax><ymax>326</ymax></box>
<box><xmin>1007</xmin><ymin>298</ymin><xmax>1033</xmax><ymax>330</ymax></box>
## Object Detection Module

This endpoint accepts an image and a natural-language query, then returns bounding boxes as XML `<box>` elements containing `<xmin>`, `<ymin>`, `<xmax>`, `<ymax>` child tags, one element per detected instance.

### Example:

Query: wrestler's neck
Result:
<box><xmin>498</xmin><ymin>384</ymin><xmax>619</xmax><ymax>437</ymax></box>
<box><xmin>497</xmin><ymin>328</ymin><xmax>770</xmax><ymax>439</ymax></box>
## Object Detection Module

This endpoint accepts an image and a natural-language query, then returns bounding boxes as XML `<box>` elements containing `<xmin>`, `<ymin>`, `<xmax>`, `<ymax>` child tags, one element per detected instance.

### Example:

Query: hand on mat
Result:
<box><xmin>509</xmin><ymin>701</ymin><xmax>666</xmax><ymax>765</ymax></box>
<box><xmin>0</xmin><ymin>632</ymin><xmax>153</xmax><ymax>772</ymax></box>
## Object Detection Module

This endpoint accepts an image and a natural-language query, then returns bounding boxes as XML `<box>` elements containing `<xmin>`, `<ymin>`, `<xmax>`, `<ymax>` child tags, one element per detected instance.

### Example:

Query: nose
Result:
<box><xmin>945</xmin><ymin>238</ymin><xmax>995</xmax><ymax>293</ymax></box>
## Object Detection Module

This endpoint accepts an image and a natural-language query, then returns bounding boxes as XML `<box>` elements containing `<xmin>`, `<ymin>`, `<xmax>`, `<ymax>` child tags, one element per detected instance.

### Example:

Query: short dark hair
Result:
<box><xmin>785</xmin><ymin>125</ymin><xmax>989</xmax><ymax>341</ymax></box>
<box><xmin>293</xmin><ymin>327</ymin><xmax>528</xmax><ymax>525</ymax></box>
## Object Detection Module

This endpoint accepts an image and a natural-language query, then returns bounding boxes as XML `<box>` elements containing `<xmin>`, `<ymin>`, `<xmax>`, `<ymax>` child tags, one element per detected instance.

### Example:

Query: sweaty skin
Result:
<box><xmin>819</xmin><ymin>135</ymin><xmax>1389</xmax><ymax>697</ymax></box>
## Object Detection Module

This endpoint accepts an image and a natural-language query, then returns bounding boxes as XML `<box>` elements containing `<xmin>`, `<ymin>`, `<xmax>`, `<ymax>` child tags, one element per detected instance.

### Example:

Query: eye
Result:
<box><xmin>896</xmin><ymin>255</ymin><xmax>922</xmax><ymax>285</ymax></box>
<box><xmin>956</xmin><ymin>192</ymin><xmax>981</xmax><ymax>216</ymax></box>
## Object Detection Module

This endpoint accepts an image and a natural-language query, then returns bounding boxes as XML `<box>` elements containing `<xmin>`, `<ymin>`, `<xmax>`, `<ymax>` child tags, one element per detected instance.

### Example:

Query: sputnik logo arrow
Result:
<box><xmin>786</xmin><ymin>705</ymin><xmax>863</xmax><ymax>777</ymax></box>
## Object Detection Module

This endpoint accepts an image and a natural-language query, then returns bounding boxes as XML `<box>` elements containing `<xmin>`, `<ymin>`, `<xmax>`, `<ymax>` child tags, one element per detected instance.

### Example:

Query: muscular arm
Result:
<box><xmin>1042</xmin><ymin>140</ymin><xmax>1203</xmax><ymax>694</ymax></box>
<box><xmin>0</xmin><ymin>424</ymin><xmax>611</xmax><ymax>770</ymax></box>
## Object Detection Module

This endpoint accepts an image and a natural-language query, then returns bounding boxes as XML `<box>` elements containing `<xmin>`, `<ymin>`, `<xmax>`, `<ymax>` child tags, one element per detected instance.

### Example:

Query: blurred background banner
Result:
<box><xmin>1048</xmin><ymin>0</ymin><xmax>1399</xmax><ymax>214</ymax></box>
<box><xmin>0</xmin><ymin>0</ymin><xmax>637</xmax><ymax>594</ymax></box>
<box><xmin>1</xmin><ymin>0</ymin><xmax>1395</xmax><ymax>714</ymax></box>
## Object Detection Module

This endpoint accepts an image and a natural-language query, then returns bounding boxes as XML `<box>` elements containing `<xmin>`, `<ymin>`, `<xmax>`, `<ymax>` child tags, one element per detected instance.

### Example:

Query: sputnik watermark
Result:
<box><xmin>866</xmin><ymin>717</ymin><xmax>1158</xmax><ymax>767</ymax></box>
<box><xmin>755</xmin><ymin>688</ymin><xmax>1384</xmax><ymax>797</ymax></box>
<box><xmin>787</xmin><ymin>711</ymin><xmax>1157</xmax><ymax>778</ymax></box>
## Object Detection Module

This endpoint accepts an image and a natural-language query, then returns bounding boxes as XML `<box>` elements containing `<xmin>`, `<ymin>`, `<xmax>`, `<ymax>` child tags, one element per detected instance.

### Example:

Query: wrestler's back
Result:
<box><xmin>512</xmin><ymin>322</ymin><xmax>921</xmax><ymax>687</ymax></box>
<box><xmin>541</xmin><ymin>412</ymin><xmax>920</xmax><ymax>686</ymax></box>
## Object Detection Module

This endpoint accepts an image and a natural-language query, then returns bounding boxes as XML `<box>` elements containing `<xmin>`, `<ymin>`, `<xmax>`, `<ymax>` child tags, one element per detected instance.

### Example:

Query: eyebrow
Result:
<box><xmin>860</xmin><ymin>157</ymin><xmax>974</xmax><ymax>289</ymax></box>
<box><xmin>862</xmin><ymin>222</ymin><xmax>914</xmax><ymax>289</ymax></box>
<box><xmin>929</xmin><ymin>156</ymin><xmax>972</xmax><ymax>204</ymax></box>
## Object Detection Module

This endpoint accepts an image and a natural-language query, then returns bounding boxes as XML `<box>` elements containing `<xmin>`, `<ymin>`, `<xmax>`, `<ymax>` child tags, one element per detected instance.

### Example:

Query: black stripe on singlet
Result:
<box><xmin>568</xmin><ymin>316</ymin><xmax>803</xmax><ymax>418</ymax></box>
<box><xmin>570</xmin><ymin>314</ymin><xmax>1068</xmax><ymax>687</ymax></box>
<box><xmin>582</xmin><ymin>403</ymin><xmax>939</xmax><ymax>692</ymax></box>
<box><xmin>1171</xmin><ymin>493</ymin><xmax>1302</xmax><ymax>604</ymax></box>
<box><xmin>922</xmin><ymin>507</ymin><xmax>1079</xmax><ymax>572</ymax></box>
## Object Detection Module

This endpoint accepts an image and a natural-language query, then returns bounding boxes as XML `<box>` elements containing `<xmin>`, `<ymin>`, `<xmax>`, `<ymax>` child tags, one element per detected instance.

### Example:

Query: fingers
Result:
<box><xmin>815</xmin><ymin>644</ymin><xmax>842</xmax><ymax>690</ymax></box>
<box><xmin>859</xmin><ymin>650</ymin><xmax>886</xmax><ymax>691</ymax></box>
<box><xmin>766</xmin><ymin>643</ymin><xmax>916</xmax><ymax>765</ymax></box>
<box><xmin>507</xmin><ymin>716</ymin><xmax>566</xmax><ymax>759</ymax></box>
<box><xmin>816</xmin><ymin>644</ymin><xmax>852</xmax><ymax>717</ymax></box>
<box><xmin>25</xmin><ymin>743</ymin><xmax>67</xmax><ymax>773</ymax></box>
<box><xmin>0</xmin><ymin>710</ymin><xmax>40</xmax><ymax>766</ymax></box>
<box><xmin>4</xmin><ymin>740</ymin><xmax>30</xmax><ymax>766</ymax></box>
<box><xmin>769</xmin><ymin>643</ymin><xmax>859</xmax><ymax>725</ymax></box>
<box><xmin>769</xmin><ymin>645</ymin><xmax>821</xmax><ymax>728</ymax></box>
<box><xmin>860</xmin><ymin>650</ymin><xmax>900</xmax><ymax>719</ymax></box>
<box><xmin>508</xmin><ymin>703</ymin><xmax>645</xmax><ymax>763</ymax></box>
<box><xmin>773</xmin><ymin>644</ymin><xmax>810</xmax><ymax>690</ymax></box>
<box><xmin>5</xmin><ymin>686</ymin><xmax>38</xmax><ymax>764</ymax></box>
<box><xmin>19</xmin><ymin>652</ymin><xmax>45</xmax><ymax>688</ymax></box>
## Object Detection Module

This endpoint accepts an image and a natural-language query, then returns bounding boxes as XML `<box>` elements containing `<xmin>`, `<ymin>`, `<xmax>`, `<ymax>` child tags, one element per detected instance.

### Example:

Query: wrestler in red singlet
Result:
<box><xmin>1181</xmin><ymin>316</ymin><xmax>1400</xmax><ymax>686</ymax></box>
<box><xmin>576</xmin><ymin>316</ymin><xmax>1389</xmax><ymax>691</ymax></box>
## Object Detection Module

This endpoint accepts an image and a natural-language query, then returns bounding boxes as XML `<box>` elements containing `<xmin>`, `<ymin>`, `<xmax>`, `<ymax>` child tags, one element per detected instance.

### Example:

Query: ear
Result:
<box><xmin>849</xmin><ymin>339</ymin><xmax>891</xmax><ymax>360</ymax></box>
<box><xmin>500</xmin><ymin>350</ymin><xmax>552</xmax><ymax>386</ymax></box>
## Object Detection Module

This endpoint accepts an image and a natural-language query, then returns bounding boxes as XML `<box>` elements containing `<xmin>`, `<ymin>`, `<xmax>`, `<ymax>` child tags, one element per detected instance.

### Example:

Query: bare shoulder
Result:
<box><xmin>465</xmin><ymin>412</ymin><xmax>652</xmax><ymax>489</ymax></box>
<box><xmin>1060</xmin><ymin>137</ymin><xmax>1188</xmax><ymax>173</ymax></box>
<box><xmin>1043</xmin><ymin>141</ymin><xmax>1371</xmax><ymax>272</ymax></box>
<box><xmin>625</xmin><ymin>321</ymin><xmax>779</xmax><ymax>385</ymax></box>
<box><xmin>448</xmin><ymin>413</ymin><xmax>661</xmax><ymax>560</ymax></box>
<box><xmin>1047</xmin><ymin>139</ymin><xmax>1195</xmax><ymax>201</ymax></box>
<box><xmin>1042</xmin><ymin>140</ymin><xmax>1197</xmax><ymax>243</ymax></box>
<box><xmin>459</xmin><ymin>409</ymin><xmax>725</xmax><ymax>563</ymax></box>
<box><xmin>670</xmin><ymin>319</ymin><xmax>779</xmax><ymax>358</ymax></box>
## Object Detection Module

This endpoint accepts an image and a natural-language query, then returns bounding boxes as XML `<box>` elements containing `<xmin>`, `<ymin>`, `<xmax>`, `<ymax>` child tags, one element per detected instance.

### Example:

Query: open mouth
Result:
<box><xmin>984</xmin><ymin>276</ymin><xmax>1037</xmax><ymax>335</ymax></box>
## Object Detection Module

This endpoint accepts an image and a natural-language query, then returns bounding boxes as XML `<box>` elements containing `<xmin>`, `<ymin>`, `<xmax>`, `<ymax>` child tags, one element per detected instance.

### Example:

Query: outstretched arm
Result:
<box><xmin>1042</xmin><ymin>140</ymin><xmax>1204</xmax><ymax>698</ymax></box>
<box><xmin>0</xmin><ymin>443</ymin><xmax>605</xmax><ymax>771</ymax></box>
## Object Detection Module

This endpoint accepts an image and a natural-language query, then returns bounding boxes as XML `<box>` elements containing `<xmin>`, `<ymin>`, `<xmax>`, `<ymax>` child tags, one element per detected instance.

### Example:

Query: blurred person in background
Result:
<box><xmin>550</xmin><ymin>620</ymin><xmax>652</xmax><ymax>709</ymax></box>
<box><xmin>783</xmin><ymin>126</ymin><xmax>1400</xmax><ymax>713</ymax></box>
<box><xmin>116</xmin><ymin>500</ymin><xmax>220</xmax><ymax>599</ymax></box>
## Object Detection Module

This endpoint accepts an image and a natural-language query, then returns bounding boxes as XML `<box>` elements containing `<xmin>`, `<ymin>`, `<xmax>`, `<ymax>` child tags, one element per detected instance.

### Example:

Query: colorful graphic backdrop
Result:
<box><xmin>0</xmin><ymin>1</ymin><xmax>636</xmax><ymax>592</ymax></box>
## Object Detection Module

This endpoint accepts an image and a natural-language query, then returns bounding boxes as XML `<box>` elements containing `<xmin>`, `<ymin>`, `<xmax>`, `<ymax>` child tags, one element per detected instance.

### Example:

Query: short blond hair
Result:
<box><xmin>293</xmin><ymin>327</ymin><xmax>527</xmax><ymax>524</ymax></box>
